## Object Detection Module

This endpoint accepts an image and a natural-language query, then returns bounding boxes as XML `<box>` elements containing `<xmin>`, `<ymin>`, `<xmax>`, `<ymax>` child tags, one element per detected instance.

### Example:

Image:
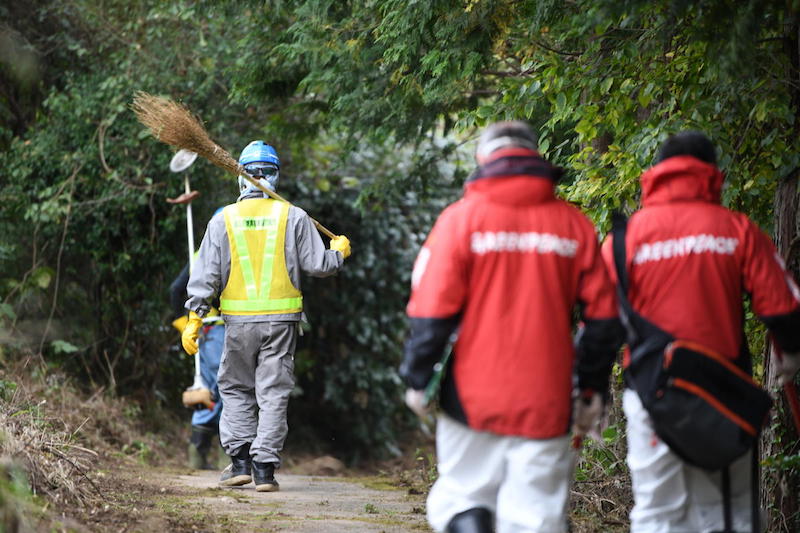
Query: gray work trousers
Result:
<box><xmin>217</xmin><ymin>321</ymin><xmax>297</xmax><ymax>467</ymax></box>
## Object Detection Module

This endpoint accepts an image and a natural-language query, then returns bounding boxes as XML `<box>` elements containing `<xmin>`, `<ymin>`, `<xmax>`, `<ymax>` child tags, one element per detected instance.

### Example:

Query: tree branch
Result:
<box><xmin>38</xmin><ymin>163</ymin><xmax>81</xmax><ymax>356</ymax></box>
<box><xmin>532</xmin><ymin>38</ymin><xmax>583</xmax><ymax>57</ymax></box>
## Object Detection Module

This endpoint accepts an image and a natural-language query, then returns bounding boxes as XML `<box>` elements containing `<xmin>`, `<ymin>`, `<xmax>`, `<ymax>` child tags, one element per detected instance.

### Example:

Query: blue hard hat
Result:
<box><xmin>238</xmin><ymin>140</ymin><xmax>280</xmax><ymax>169</ymax></box>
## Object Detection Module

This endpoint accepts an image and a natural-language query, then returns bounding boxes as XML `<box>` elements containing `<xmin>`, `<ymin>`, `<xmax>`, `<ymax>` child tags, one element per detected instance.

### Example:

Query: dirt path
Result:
<box><xmin>143</xmin><ymin>467</ymin><xmax>431</xmax><ymax>533</ymax></box>
<box><xmin>77</xmin><ymin>454</ymin><xmax>628</xmax><ymax>533</ymax></box>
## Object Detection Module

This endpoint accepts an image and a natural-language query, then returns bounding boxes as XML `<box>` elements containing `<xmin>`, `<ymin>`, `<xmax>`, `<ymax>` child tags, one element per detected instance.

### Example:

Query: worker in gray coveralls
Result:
<box><xmin>182</xmin><ymin>140</ymin><xmax>351</xmax><ymax>491</ymax></box>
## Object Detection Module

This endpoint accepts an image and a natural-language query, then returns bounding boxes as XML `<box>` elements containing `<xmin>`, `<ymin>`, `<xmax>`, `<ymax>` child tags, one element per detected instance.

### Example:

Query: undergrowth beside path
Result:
<box><xmin>0</xmin><ymin>354</ymin><xmax>184</xmax><ymax>531</ymax></box>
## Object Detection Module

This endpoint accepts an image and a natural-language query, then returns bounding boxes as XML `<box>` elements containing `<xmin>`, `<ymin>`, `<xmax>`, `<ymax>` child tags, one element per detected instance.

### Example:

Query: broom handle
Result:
<box><xmin>239</xmin><ymin>173</ymin><xmax>337</xmax><ymax>240</ymax></box>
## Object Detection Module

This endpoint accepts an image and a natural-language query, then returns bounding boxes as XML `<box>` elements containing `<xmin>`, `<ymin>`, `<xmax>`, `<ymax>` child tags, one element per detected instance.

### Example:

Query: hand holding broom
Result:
<box><xmin>130</xmin><ymin>91</ymin><xmax>336</xmax><ymax>239</ymax></box>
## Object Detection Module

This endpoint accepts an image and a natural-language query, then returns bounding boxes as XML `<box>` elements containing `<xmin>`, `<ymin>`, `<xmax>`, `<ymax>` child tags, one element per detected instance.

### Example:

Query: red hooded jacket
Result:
<box><xmin>602</xmin><ymin>156</ymin><xmax>800</xmax><ymax>366</ymax></box>
<box><xmin>400</xmin><ymin>148</ymin><xmax>622</xmax><ymax>439</ymax></box>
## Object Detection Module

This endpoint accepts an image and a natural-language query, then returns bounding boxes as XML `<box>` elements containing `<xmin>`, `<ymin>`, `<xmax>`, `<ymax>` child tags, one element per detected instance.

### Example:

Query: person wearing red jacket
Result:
<box><xmin>601</xmin><ymin>131</ymin><xmax>800</xmax><ymax>533</ymax></box>
<box><xmin>400</xmin><ymin>121</ymin><xmax>623</xmax><ymax>533</ymax></box>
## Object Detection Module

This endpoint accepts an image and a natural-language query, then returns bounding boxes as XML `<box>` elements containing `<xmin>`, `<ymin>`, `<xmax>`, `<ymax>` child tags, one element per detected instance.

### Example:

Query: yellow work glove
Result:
<box><xmin>171</xmin><ymin>315</ymin><xmax>189</xmax><ymax>333</ymax></box>
<box><xmin>330</xmin><ymin>235</ymin><xmax>351</xmax><ymax>259</ymax></box>
<box><xmin>181</xmin><ymin>311</ymin><xmax>203</xmax><ymax>356</ymax></box>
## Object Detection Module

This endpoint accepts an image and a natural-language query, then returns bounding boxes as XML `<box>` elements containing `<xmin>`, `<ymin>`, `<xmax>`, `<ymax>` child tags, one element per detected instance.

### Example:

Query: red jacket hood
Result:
<box><xmin>640</xmin><ymin>156</ymin><xmax>724</xmax><ymax>207</ymax></box>
<box><xmin>464</xmin><ymin>148</ymin><xmax>558</xmax><ymax>206</ymax></box>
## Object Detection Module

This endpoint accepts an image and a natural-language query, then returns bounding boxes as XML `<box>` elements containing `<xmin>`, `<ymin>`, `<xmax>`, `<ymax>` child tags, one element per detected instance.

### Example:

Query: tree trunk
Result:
<box><xmin>761</xmin><ymin>7</ymin><xmax>800</xmax><ymax>532</ymax></box>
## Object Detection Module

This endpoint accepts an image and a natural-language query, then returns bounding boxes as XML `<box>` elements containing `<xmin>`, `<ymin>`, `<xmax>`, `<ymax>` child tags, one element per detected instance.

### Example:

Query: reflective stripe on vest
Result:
<box><xmin>220</xmin><ymin>199</ymin><xmax>302</xmax><ymax>315</ymax></box>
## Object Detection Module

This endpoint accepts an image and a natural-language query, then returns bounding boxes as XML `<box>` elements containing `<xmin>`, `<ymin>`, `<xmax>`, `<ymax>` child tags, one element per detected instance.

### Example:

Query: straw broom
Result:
<box><xmin>131</xmin><ymin>91</ymin><xmax>336</xmax><ymax>239</ymax></box>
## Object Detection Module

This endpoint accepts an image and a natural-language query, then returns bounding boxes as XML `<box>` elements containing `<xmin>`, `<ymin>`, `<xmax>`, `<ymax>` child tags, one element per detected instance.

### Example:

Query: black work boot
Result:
<box><xmin>219</xmin><ymin>443</ymin><xmax>252</xmax><ymax>487</ymax></box>
<box><xmin>252</xmin><ymin>461</ymin><xmax>279</xmax><ymax>492</ymax></box>
<box><xmin>188</xmin><ymin>425</ymin><xmax>215</xmax><ymax>470</ymax></box>
<box><xmin>445</xmin><ymin>507</ymin><xmax>494</xmax><ymax>533</ymax></box>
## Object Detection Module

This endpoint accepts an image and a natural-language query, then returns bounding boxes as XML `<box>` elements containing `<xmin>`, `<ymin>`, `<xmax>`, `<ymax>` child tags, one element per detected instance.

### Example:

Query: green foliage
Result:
<box><xmin>0</xmin><ymin>379</ymin><xmax>17</xmax><ymax>402</ymax></box>
<box><xmin>573</xmin><ymin>414</ymin><xmax>631</xmax><ymax>527</ymax></box>
<box><xmin>414</xmin><ymin>446</ymin><xmax>438</xmax><ymax>488</ymax></box>
<box><xmin>575</xmin><ymin>426</ymin><xmax>627</xmax><ymax>481</ymax></box>
<box><xmin>121</xmin><ymin>439</ymin><xmax>154</xmax><ymax>464</ymax></box>
<box><xmin>230</xmin><ymin>1</ymin><xmax>504</xmax><ymax>144</ymax></box>
<box><xmin>364</xmin><ymin>503</ymin><xmax>379</xmax><ymax>514</ymax></box>
<box><xmin>0</xmin><ymin>460</ymin><xmax>36</xmax><ymax>533</ymax></box>
<box><xmin>232</xmin><ymin>0</ymin><xmax>798</xmax><ymax>233</ymax></box>
<box><xmin>49</xmin><ymin>340</ymin><xmax>78</xmax><ymax>356</ymax></box>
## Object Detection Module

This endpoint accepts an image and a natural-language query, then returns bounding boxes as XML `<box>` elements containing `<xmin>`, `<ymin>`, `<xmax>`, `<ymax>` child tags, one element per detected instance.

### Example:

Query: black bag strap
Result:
<box><xmin>716</xmin><ymin>446</ymin><xmax>760</xmax><ymax>533</ymax></box>
<box><xmin>611</xmin><ymin>213</ymin><xmax>674</xmax><ymax>353</ymax></box>
<box><xmin>611</xmin><ymin>212</ymin><xmax>633</xmax><ymax>316</ymax></box>
<box><xmin>721</xmin><ymin>466</ymin><xmax>733</xmax><ymax>532</ymax></box>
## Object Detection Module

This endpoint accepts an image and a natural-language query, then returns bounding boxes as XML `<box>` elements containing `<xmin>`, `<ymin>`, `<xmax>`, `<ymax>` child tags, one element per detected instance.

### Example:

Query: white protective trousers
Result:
<box><xmin>427</xmin><ymin>414</ymin><xmax>574</xmax><ymax>533</ymax></box>
<box><xmin>623</xmin><ymin>389</ymin><xmax>758</xmax><ymax>533</ymax></box>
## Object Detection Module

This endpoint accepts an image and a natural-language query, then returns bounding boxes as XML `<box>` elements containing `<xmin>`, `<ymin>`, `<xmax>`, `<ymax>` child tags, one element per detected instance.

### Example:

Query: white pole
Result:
<box><xmin>193</xmin><ymin>351</ymin><xmax>203</xmax><ymax>388</ymax></box>
<box><xmin>184</xmin><ymin>174</ymin><xmax>195</xmax><ymax>263</ymax></box>
<box><xmin>184</xmin><ymin>175</ymin><xmax>208</xmax><ymax>390</ymax></box>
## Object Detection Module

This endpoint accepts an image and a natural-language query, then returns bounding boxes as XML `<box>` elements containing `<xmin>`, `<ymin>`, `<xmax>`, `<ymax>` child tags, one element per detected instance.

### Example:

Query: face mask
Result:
<box><xmin>240</xmin><ymin>165</ymin><xmax>280</xmax><ymax>193</ymax></box>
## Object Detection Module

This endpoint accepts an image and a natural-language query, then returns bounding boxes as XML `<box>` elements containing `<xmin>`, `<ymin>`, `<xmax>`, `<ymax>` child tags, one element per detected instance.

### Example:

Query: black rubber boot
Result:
<box><xmin>219</xmin><ymin>443</ymin><xmax>252</xmax><ymax>487</ymax></box>
<box><xmin>188</xmin><ymin>425</ymin><xmax>215</xmax><ymax>470</ymax></box>
<box><xmin>445</xmin><ymin>507</ymin><xmax>494</xmax><ymax>533</ymax></box>
<box><xmin>252</xmin><ymin>461</ymin><xmax>280</xmax><ymax>492</ymax></box>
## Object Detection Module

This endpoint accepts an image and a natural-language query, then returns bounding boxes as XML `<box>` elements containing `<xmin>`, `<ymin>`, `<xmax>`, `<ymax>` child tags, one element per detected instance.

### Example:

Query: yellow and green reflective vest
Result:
<box><xmin>219</xmin><ymin>199</ymin><xmax>302</xmax><ymax>315</ymax></box>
